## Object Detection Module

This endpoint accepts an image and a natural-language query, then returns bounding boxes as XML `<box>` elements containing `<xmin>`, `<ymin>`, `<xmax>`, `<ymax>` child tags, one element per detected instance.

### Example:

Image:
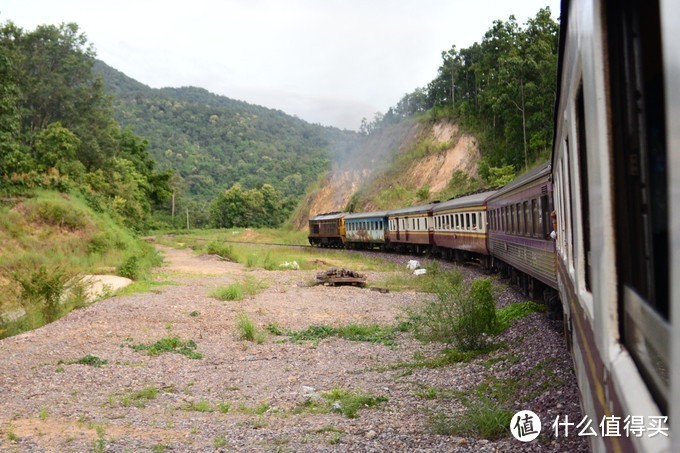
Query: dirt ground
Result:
<box><xmin>0</xmin><ymin>245</ymin><xmax>587</xmax><ymax>452</ymax></box>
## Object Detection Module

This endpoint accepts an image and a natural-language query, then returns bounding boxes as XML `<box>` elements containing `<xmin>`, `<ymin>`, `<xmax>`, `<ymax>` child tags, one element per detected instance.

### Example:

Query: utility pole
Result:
<box><xmin>171</xmin><ymin>191</ymin><xmax>175</xmax><ymax>223</ymax></box>
<box><xmin>186</xmin><ymin>208</ymin><xmax>189</xmax><ymax>230</ymax></box>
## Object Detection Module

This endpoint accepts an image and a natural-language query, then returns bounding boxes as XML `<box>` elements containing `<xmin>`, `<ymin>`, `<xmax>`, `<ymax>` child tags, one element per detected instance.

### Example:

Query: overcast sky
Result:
<box><xmin>2</xmin><ymin>0</ymin><xmax>560</xmax><ymax>130</ymax></box>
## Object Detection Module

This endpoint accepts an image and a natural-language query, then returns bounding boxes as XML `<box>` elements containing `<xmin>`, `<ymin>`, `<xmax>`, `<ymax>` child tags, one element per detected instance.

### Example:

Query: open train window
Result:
<box><xmin>608</xmin><ymin>0</ymin><xmax>669</xmax><ymax>412</ymax></box>
<box><xmin>575</xmin><ymin>84</ymin><xmax>592</xmax><ymax>292</ymax></box>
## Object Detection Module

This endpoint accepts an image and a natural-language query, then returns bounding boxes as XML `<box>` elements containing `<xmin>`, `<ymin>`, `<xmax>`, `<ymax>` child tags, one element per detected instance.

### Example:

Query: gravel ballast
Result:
<box><xmin>0</xmin><ymin>246</ymin><xmax>588</xmax><ymax>452</ymax></box>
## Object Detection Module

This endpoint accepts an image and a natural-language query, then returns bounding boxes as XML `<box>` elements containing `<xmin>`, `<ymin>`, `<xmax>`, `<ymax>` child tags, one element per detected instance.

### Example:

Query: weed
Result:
<box><xmin>10</xmin><ymin>265</ymin><xmax>76</xmax><ymax>323</ymax></box>
<box><xmin>286</xmin><ymin>323</ymin><xmax>397</xmax><ymax>346</ymax></box>
<box><xmin>430</xmin><ymin>397</ymin><xmax>514</xmax><ymax>439</ymax></box>
<box><xmin>152</xmin><ymin>444</ymin><xmax>169</xmax><ymax>452</ymax></box>
<box><xmin>73</xmin><ymin>354</ymin><xmax>108</xmax><ymax>367</ymax></box>
<box><xmin>186</xmin><ymin>400</ymin><xmax>213</xmax><ymax>412</ymax></box>
<box><xmin>39</xmin><ymin>407</ymin><xmax>49</xmax><ymax>420</ymax></box>
<box><xmin>266</xmin><ymin>323</ymin><xmax>284</xmax><ymax>335</ymax></box>
<box><xmin>6</xmin><ymin>429</ymin><xmax>18</xmax><ymax>442</ymax></box>
<box><xmin>129</xmin><ymin>336</ymin><xmax>203</xmax><ymax>359</ymax></box>
<box><xmin>322</xmin><ymin>387</ymin><xmax>388</xmax><ymax>418</ymax></box>
<box><xmin>411</xmin><ymin>276</ymin><xmax>497</xmax><ymax>350</ymax></box>
<box><xmin>120</xmin><ymin>386</ymin><xmax>159</xmax><ymax>408</ymax></box>
<box><xmin>218</xmin><ymin>402</ymin><xmax>230</xmax><ymax>413</ymax></box>
<box><xmin>211</xmin><ymin>284</ymin><xmax>243</xmax><ymax>301</ymax></box>
<box><xmin>213</xmin><ymin>435</ymin><xmax>228</xmax><ymax>448</ymax></box>
<box><xmin>206</xmin><ymin>241</ymin><xmax>237</xmax><ymax>261</ymax></box>
<box><xmin>236</xmin><ymin>313</ymin><xmax>265</xmax><ymax>343</ymax></box>
<box><xmin>495</xmin><ymin>301</ymin><xmax>545</xmax><ymax>332</ymax></box>
<box><xmin>189</xmin><ymin>310</ymin><xmax>200</xmax><ymax>317</ymax></box>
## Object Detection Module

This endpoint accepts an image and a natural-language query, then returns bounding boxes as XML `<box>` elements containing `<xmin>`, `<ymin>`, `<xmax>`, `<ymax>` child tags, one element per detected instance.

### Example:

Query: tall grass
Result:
<box><xmin>0</xmin><ymin>190</ymin><xmax>163</xmax><ymax>338</ymax></box>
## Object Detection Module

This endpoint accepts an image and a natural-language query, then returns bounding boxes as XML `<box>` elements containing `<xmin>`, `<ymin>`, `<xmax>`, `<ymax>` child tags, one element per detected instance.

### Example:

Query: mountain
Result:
<box><xmin>93</xmin><ymin>60</ymin><xmax>362</xmax><ymax>226</ymax></box>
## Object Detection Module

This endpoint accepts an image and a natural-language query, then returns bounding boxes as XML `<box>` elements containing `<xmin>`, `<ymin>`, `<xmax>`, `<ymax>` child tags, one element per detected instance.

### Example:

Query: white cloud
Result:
<box><xmin>1</xmin><ymin>0</ymin><xmax>560</xmax><ymax>130</ymax></box>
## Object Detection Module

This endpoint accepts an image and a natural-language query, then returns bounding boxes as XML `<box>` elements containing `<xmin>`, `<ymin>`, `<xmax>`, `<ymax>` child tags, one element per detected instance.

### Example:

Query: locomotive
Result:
<box><xmin>309</xmin><ymin>0</ymin><xmax>678</xmax><ymax>449</ymax></box>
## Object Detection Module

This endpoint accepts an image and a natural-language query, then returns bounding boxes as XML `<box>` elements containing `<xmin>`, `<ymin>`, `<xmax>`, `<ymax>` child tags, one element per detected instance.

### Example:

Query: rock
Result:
<box><xmin>366</xmin><ymin>430</ymin><xmax>377</xmax><ymax>439</ymax></box>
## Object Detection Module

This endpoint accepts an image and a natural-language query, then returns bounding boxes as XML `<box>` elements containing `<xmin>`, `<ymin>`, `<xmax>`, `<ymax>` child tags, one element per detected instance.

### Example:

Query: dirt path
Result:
<box><xmin>0</xmin><ymin>245</ymin><xmax>587</xmax><ymax>452</ymax></box>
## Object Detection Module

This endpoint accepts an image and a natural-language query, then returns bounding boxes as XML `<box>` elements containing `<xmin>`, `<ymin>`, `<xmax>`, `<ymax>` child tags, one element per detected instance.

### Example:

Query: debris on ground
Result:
<box><xmin>315</xmin><ymin>268</ymin><xmax>367</xmax><ymax>287</ymax></box>
<box><xmin>406</xmin><ymin>260</ymin><xmax>420</xmax><ymax>271</ymax></box>
<box><xmin>279</xmin><ymin>261</ymin><xmax>300</xmax><ymax>270</ymax></box>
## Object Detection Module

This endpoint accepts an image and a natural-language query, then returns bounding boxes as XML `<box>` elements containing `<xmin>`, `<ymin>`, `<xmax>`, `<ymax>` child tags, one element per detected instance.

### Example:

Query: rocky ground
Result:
<box><xmin>0</xmin><ymin>245</ymin><xmax>588</xmax><ymax>452</ymax></box>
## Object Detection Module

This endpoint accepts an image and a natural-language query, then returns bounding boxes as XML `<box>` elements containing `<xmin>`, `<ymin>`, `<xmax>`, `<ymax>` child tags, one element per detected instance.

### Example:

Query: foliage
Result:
<box><xmin>495</xmin><ymin>301</ymin><xmax>545</xmax><ymax>332</ymax></box>
<box><xmin>411</xmin><ymin>275</ymin><xmax>497</xmax><ymax>350</ymax></box>
<box><xmin>94</xmin><ymin>62</ymin><xmax>357</xmax><ymax>228</ymax></box>
<box><xmin>321</xmin><ymin>387</ymin><xmax>388</xmax><ymax>419</ymax></box>
<box><xmin>0</xmin><ymin>22</ymin><xmax>171</xmax><ymax>231</ymax></box>
<box><xmin>370</xmin><ymin>8</ymin><xmax>558</xmax><ymax>176</ymax></box>
<box><xmin>211</xmin><ymin>284</ymin><xmax>243</xmax><ymax>301</ymax></box>
<box><xmin>128</xmin><ymin>336</ymin><xmax>203</xmax><ymax>359</ymax></box>
<box><xmin>236</xmin><ymin>313</ymin><xmax>265</xmax><ymax>343</ymax></box>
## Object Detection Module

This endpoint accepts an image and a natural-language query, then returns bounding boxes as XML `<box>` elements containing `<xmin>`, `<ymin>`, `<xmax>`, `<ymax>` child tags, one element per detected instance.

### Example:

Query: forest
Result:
<box><xmin>0</xmin><ymin>7</ymin><xmax>559</xmax><ymax>230</ymax></box>
<box><xmin>0</xmin><ymin>22</ymin><xmax>171</xmax><ymax>231</ymax></box>
<box><xmin>368</xmin><ymin>7</ymin><xmax>559</xmax><ymax>183</ymax></box>
<box><xmin>95</xmin><ymin>61</ymin><xmax>361</xmax><ymax>228</ymax></box>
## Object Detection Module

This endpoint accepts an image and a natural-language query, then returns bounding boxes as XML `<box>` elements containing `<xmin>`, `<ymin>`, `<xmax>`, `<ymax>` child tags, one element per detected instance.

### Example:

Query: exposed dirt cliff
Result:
<box><xmin>291</xmin><ymin>119</ymin><xmax>481</xmax><ymax>230</ymax></box>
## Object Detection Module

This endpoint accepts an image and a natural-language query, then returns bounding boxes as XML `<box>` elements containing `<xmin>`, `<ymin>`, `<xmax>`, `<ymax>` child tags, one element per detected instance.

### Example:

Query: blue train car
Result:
<box><xmin>344</xmin><ymin>211</ymin><xmax>390</xmax><ymax>250</ymax></box>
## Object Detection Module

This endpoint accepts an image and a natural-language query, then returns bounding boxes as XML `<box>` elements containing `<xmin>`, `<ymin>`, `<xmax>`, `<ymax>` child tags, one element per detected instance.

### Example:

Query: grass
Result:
<box><xmin>236</xmin><ymin>313</ymin><xmax>266</xmax><ymax>343</ymax></box>
<box><xmin>210</xmin><ymin>276</ymin><xmax>269</xmax><ymax>301</ymax></box>
<box><xmin>282</xmin><ymin>323</ymin><xmax>398</xmax><ymax>346</ymax></box>
<box><xmin>495</xmin><ymin>301</ymin><xmax>545</xmax><ymax>332</ymax></box>
<box><xmin>58</xmin><ymin>354</ymin><xmax>108</xmax><ymax>368</ymax></box>
<box><xmin>127</xmin><ymin>336</ymin><xmax>203</xmax><ymax>359</ymax></box>
<box><xmin>155</xmin><ymin>229</ymin><xmax>400</xmax><ymax>272</ymax></box>
<box><xmin>321</xmin><ymin>387</ymin><xmax>388</xmax><ymax>419</ymax></box>
<box><xmin>0</xmin><ymin>190</ymin><xmax>164</xmax><ymax>339</ymax></box>
<box><xmin>119</xmin><ymin>386</ymin><xmax>160</xmax><ymax>408</ymax></box>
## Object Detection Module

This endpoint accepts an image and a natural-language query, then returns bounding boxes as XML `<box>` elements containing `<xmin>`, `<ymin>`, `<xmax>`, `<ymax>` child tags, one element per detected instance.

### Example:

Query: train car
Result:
<box><xmin>431</xmin><ymin>191</ymin><xmax>496</xmax><ymax>265</ymax></box>
<box><xmin>307</xmin><ymin>212</ymin><xmax>346</xmax><ymax>248</ymax></box>
<box><xmin>386</xmin><ymin>202</ymin><xmax>438</xmax><ymax>254</ymax></box>
<box><xmin>344</xmin><ymin>211</ymin><xmax>390</xmax><ymax>250</ymax></box>
<box><xmin>486</xmin><ymin>162</ymin><xmax>557</xmax><ymax>301</ymax></box>
<box><xmin>551</xmin><ymin>0</ymin><xmax>676</xmax><ymax>450</ymax></box>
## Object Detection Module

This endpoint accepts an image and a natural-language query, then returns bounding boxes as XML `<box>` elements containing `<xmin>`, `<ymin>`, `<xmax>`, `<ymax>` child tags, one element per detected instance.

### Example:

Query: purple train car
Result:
<box><xmin>486</xmin><ymin>162</ymin><xmax>557</xmax><ymax>300</ymax></box>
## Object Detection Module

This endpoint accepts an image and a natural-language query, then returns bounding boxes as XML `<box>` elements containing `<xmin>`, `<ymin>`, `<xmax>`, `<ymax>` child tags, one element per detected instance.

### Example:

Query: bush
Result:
<box><xmin>413</xmin><ymin>277</ymin><xmax>497</xmax><ymax>350</ymax></box>
<box><xmin>206</xmin><ymin>241</ymin><xmax>237</xmax><ymax>261</ymax></box>
<box><xmin>11</xmin><ymin>265</ymin><xmax>75</xmax><ymax>323</ymax></box>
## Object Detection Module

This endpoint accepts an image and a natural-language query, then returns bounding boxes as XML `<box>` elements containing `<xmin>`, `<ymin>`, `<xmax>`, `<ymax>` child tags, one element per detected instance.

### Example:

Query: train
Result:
<box><xmin>309</xmin><ymin>0</ymin><xmax>678</xmax><ymax>450</ymax></box>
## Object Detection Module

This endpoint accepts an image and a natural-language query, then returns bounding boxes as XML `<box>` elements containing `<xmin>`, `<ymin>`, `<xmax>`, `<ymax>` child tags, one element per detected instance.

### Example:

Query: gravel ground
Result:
<box><xmin>0</xmin><ymin>246</ymin><xmax>588</xmax><ymax>452</ymax></box>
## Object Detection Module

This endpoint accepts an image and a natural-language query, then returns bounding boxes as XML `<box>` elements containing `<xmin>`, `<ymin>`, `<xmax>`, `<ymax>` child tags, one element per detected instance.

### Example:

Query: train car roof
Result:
<box><xmin>344</xmin><ymin>210</ymin><xmax>390</xmax><ymax>220</ymax></box>
<box><xmin>309</xmin><ymin>212</ymin><xmax>346</xmax><ymax>221</ymax></box>
<box><xmin>387</xmin><ymin>202</ymin><xmax>439</xmax><ymax>217</ymax></box>
<box><xmin>486</xmin><ymin>161</ymin><xmax>552</xmax><ymax>200</ymax></box>
<box><xmin>432</xmin><ymin>190</ymin><xmax>497</xmax><ymax>212</ymax></box>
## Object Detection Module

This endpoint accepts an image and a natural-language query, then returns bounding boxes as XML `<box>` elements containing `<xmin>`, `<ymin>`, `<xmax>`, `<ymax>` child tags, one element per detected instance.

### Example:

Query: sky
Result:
<box><xmin>1</xmin><ymin>0</ymin><xmax>560</xmax><ymax>131</ymax></box>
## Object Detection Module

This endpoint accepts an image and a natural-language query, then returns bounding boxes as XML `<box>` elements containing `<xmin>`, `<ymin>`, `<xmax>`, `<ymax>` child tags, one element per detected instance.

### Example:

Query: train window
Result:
<box><xmin>471</xmin><ymin>213</ymin><xmax>477</xmax><ymax>230</ymax></box>
<box><xmin>576</xmin><ymin>84</ymin><xmax>592</xmax><ymax>292</ymax></box>
<box><xmin>531</xmin><ymin>200</ymin><xmax>539</xmax><ymax>237</ymax></box>
<box><xmin>608</xmin><ymin>0</ymin><xmax>669</xmax><ymax>411</ymax></box>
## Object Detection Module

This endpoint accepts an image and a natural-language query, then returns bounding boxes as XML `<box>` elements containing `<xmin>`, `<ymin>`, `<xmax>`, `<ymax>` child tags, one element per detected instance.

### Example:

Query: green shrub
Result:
<box><xmin>206</xmin><ymin>241</ymin><xmax>237</xmax><ymax>261</ymax></box>
<box><xmin>236</xmin><ymin>313</ymin><xmax>264</xmax><ymax>343</ymax></box>
<box><xmin>211</xmin><ymin>284</ymin><xmax>243</xmax><ymax>301</ymax></box>
<box><xmin>322</xmin><ymin>387</ymin><xmax>388</xmax><ymax>419</ymax></box>
<box><xmin>11</xmin><ymin>265</ymin><xmax>75</xmax><ymax>323</ymax></box>
<box><xmin>413</xmin><ymin>277</ymin><xmax>497</xmax><ymax>350</ymax></box>
<box><xmin>129</xmin><ymin>336</ymin><xmax>203</xmax><ymax>359</ymax></box>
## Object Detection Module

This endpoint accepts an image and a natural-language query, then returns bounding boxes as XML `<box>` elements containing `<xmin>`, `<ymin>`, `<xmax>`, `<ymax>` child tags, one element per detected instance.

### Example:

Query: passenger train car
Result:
<box><xmin>344</xmin><ymin>211</ymin><xmax>389</xmax><ymax>250</ymax></box>
<box><xmin>487</xmin><ymin>163</ymin><xmax>557</xmax><ymax>301</ymax></box>
<box><xmin>309</xmin><ymin>0</ymin><xmax>678</xmax><ymax>448</ymax></box>
<box><xmin>550</xmin><ymin>0</ymin><xmax>676</xmax><ymax>450</ymax></box>
<box><xmin>387</xmin><ymin>202</ymin><xmax>438</xmax><ymax>254</ymax></box>
<box><xmin>431</xmin><ymin>190</ymin><xmax>495</xmax><ymax>266</ymax></box>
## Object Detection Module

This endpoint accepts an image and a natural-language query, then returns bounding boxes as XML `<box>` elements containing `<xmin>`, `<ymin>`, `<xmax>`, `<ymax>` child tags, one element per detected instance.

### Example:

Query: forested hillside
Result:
<box><xmin>0</xmin><ymin>22</ymin><xmax>170</xmax><ymax>230</ymax></box>
<box><xmin>299</xmin><ymin>8</ymin><xmax>559</xmax><ymax>222</ymax></box>
<box><xmin>94</xmin><ymin>61</ymin><xmax>362</xmax><ymax>228</ymax></box>
<box><xmin>366</xmin><ymin>7</ymin><xmax>559</xmax><ymax>179</ymax></box>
